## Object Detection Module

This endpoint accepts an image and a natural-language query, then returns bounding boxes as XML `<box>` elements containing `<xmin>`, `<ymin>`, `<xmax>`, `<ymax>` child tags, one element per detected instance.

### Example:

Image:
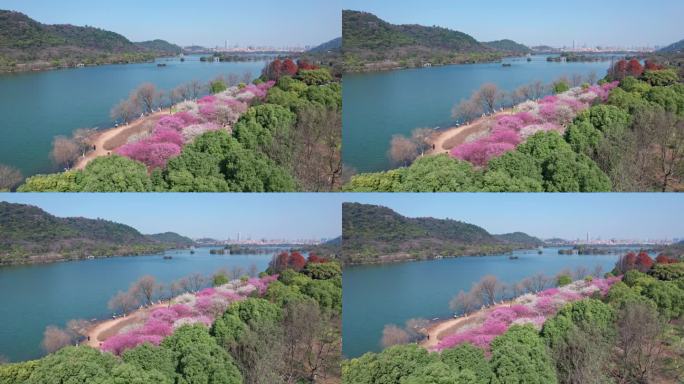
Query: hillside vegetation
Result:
<box><xmin>483</xmin><ymin>39</ymin><xmax>532</xmax><ymax>54</ymax></box>
<box><xmin>658</xmin><ymin>38</ymin><xmax>684</xmax><ymax>53</ymax></box>
<box><xmin>0</xmin><ymin>10</ymin><xmax>172</xmax><ymax>72</ymax></box>
<box><xmin>342</xmin><ymin>203</ymin><xmax>541</xmax><ymax>264</ymax></box>
<box><xmin>134</xmin><ymin>39</ymin><xmax>182</xmax><ymax>55</ymax></box>
<box><xmin>342</xmin><ymin>10</ymin><xmax>528</xmax><ymax>71</ymax></box>
<box><xmin>0</xmin><ymin>202</ymin><xmax>188</xmax><ymax>265</ymax></box>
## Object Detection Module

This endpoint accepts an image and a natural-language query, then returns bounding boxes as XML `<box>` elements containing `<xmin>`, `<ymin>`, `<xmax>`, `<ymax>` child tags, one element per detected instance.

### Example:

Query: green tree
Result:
<box><xmin>642</xmin><ymin>280</ymin><xmax>684</xmax><ymax>320</ymax></box>
<box><xmin>160</xmin><ymin>325</ymin><xmax>242</xmax><ymax>384</ymax></box>
<box><xmin>223</xmin><ymin>298</ymin><xmax>282</xmax><ymax>328</ymax></box>
<box><xmin>18</xmin><ymin>171</ymin><xmax>81</xmax><ymax>192</ymax></box>
<box><xmin>645</xmin><ymin>86</ymin><xmax>684</xmax><ymax>115</ymax></box>
<box><xmin>341</xmin><ymin>344</ymin><xmax>438</xmax><ymax>384</ymax></box>
<box><xmin>439</xmin><ymin>343</ymin><xmax>495</xmax><ymax>384</ymax></box>
<box><xmin>403</xmin><ymin>362</ymin><xmax>477</xmax><ymax>384</ymax></box>
<box><xmin>233</xmin><ymin>104</ymin><xmax>297</xmax><ymax>167</ymax></box>
<box><xmin>556</xmin><ymin>274</ymin><xmax>573</xmax><ymax>287</ymax></box>
<box><xmin>121</xmin><ymin>343</ymin><xmax>176</xmax><ymax>380</ymax></box>
<box><xmin>641</xmin><ymin>69</ymin><xmax>679</xmax><ymax>86</ymax></box>
<box><xmin>303</xmin><ymin>262</ymin><xmax>342</xmax><ymax>281</ymax></box>
<box><xmin>25</xmin><ymin>346</ymin><xmax>118</xmax><ymax>384</ymax></box>
<box><xmin>517</xmin><ymin>132</ymin><xmax>611</xmax><ymax>192</ymax></box>
<box><xmin>553</xmin><ymin>80</ymin><xmax>570</xmax><ymax>94</ymax></box>
<box><xmin>164</xmin><ymin>131</ymin><xmax>232</xmax><ymax>192</ymax></box>
<box><xmin>0</xmin><ymin>361</ymin><xmax>39</xmax><ymax>384</ymax></box>
<box><xmin>79</xmin><ymin>156</ymin><xmax>152</xmax><ymax>192</ymax></box>
<box><xmin>209</xmin><ymin>79</ymin><xmax>227</xmax><ymax>94</ymax></box>
<box><xmin>541</xmin><ymin>299</ymin><xmax>616</xmax><ymax>350</ymax></box>
<box><xmin>297</xmin><ymin>69</ymin><xmax>334</xmax><ymax>86</ymax></box>
<box><xmin>400</xmin><ymin>155</ymin><xmax>483</xmax><ymax>192</ymax></box>
<box><xmin>210</xmin><ymin>313</ymin><xmax>247</xmax><ymax>347</ymax></box>
<box><xmin>489</xmin><ymin>325</ymin><xmax>558</xmax><ymax>384</ymax></box>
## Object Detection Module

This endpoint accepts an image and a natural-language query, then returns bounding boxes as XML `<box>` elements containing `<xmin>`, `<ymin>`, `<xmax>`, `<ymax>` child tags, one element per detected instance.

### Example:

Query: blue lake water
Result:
<box><xmin>0</xmin><ymin>56</ymin><xmax>266</xmax><ymax>177</ymax></box>
<box><xmin>342</xmin><ymin>55</ymin><xmax>615</xmax><ymax>172</ymax></box>
<box><xmin>0</xmin><ymin>247</ymin><xmax>274</xmax><ymax>362</ymax></box>
<box><xmin>342</xmin><ymin>246</ymin><xmax>648</xmax><ymax>358</ymax></box>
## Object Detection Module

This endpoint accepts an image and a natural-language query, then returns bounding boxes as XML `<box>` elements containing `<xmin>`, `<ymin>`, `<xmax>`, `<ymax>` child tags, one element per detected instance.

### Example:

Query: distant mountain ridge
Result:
<box><xmin>0</xmin><ymin>202</ymin><xmax>191</xmax><ymax>265</ymax></box>
<box><xmin>342</xmin><ymin>203</ymin><xmax>542</xmax><ymax>265</ymax></box>
<box><xmin>342</xmin><ymin>10</ymin><xmax>529</xmax><ymax>71</ymax></box>
<box><xmin>135</xmin><ymin>39</ymin><xmax>182</xmax><ymax>55</ymax></box>
<box><xmin>308</xmin><ymin>37</ymin><xmax>341</xmax><ymax>53</ymax></box>
<box><xmin>658</xmin><ymin>39</ymin><xmax>684</xmax><ymax>53</ymax></box>
<box><xmin>483</xmin><ymin>39</ymin><xmax>532</xmax><ymax>54</ymax></box>
<box><xmin>145</xmin><ymin>232</ymin><xmax>196</xmax><ymax>247</ymax></box>
<box><xmin>0</xmin><ymin>10</ymin><xmax>174</xmax><ymax>71</ymax></box>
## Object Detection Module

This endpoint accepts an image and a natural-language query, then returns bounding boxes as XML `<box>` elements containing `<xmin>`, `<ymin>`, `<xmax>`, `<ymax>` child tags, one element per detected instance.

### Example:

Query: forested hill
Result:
<box><xmin>483</xmin><ymin>39</ymin><xmax>532</xmax><ymax>54</ymax></box>
<box><xmin>659</xmin><ymin>39</ymin><xmax>684</xmax><ymax>53</ymax></box>
<box><xmin>134</xmin><ymin>39</ymin><xmax>182</xmax><ymax>55</ymax></box>
<box><xmin>0</xmin><ymin>202</ymin><xmax>187</xmax><ymax>265</ymax></box>
<box><xmin>145</xmin><ymin>232</ymin><xmax>196</xmax><ymax>247</ymax></box>
<box><xmin>494</xmin><ymin>232</ymin><xmax>544</xmax><ymax>247</ymax></box>
<box><xmin>0</xmin><ymin>10</ymin><xmax>168</xmax><ymax>71</ymax></box>
<box><xmin>308</xmin><ymin>37</ymin><xmax>342</xmax><ymax>53</ymax></box>
<box><xmin>342</xmin><ymin>203</ymin><xmax>540</xmax><ymax>264</ymax></box>
<box><xmin>343</xmin><ymin>10</ymin><xmax>486</xmax><ymax>55</ymax></box>
<box><xmin>342</xmin><ymin>10</ymin><xmax>527</xmax><ymax>71</ymax></box>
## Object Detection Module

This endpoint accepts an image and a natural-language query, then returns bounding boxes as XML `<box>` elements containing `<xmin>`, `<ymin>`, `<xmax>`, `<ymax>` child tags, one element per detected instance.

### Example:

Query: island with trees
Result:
<box><xmin>343</xmin><ymin>252</ymin><xmax>684</xmax><ymax>383</ymax></box>
<box><xmin>0</xmin><ymin>252</ymin><xmax>342</xmax><ymax>383</ymax></box>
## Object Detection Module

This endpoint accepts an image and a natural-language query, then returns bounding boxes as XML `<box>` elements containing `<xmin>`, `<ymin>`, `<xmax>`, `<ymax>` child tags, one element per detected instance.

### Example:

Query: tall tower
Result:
<box><xmin>586</xmin><ymin>232</ymin><xmax>589</xmax><ymax>244</ymax></box>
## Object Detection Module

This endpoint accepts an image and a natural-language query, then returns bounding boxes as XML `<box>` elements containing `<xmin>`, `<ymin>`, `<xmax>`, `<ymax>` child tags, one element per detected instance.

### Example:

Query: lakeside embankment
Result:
<box><xmin>74</xmin><ymin>109</ymin><xmax>170</xmax><ymax>170</ymax></box>
<box><xmin>427</xmin><ymin>107</ymin><xmax>516</xmax><ymax>155</ymax></box>
<box><xmin>85</xmin><ymin>302</ymin><xmax>168</xmax><ymax>349</ymax></box>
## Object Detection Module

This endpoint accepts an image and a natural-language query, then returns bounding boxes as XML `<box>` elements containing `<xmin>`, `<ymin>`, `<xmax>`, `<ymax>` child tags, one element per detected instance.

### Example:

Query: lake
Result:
<box><xmin>0</xmin><ymin>56</ymin><xmax>267</xmax><ymax>177</ymax></box>
<box><xmin>342</xmin><ymin>246</ymin><xmax>647</xmax><ymax>358</ymax></box>
<box><xmin>0</xmin><ymin>247</ymin><xmax>274</xmax><ymax>362</ymax></box>
<box><xmin>342</xmin><ymin>55</ymin><xmax>615</xmax><ymax>172</ymax></box>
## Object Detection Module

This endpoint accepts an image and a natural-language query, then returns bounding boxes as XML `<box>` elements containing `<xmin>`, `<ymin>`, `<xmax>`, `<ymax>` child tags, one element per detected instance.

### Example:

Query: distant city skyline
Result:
<box><xmin>0</xmin><ymin>194</ymin><xmax>342</xmax><ymax>241</ymax></box>
<box><xmin>1</xmin><ymin>0</ymin><xmax>342</xmax><ymax>47</ymax></box>
<box><xmin>343</xmin><ymin>0</ymin><xmax>683</xmax><ymax>48</ymax></box>
<box><xmin>344</xmin><ymin>194</ymin><xmax>684</xmax><ymax>242</ymax></box>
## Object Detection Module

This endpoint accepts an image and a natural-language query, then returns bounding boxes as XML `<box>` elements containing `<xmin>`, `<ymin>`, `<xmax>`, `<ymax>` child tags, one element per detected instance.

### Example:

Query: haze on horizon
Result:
<box><xmin>345</xmin><ymin>194</ymin><xmax>684</xmax><ymax>242</ymax></box>
<box><xmin>344</xmin><ymin>0</ymin><xmax>683</xmax><ymax>48</ymax></box>
<box><xmin>0</xmin><ymin>194</ymin><xmax>342</xmax><ymax>242</ymax></box>
<box><xmin>1</xmin><ymin>0</ymin><xmax>342</xmax><ymax>48</ymax></box>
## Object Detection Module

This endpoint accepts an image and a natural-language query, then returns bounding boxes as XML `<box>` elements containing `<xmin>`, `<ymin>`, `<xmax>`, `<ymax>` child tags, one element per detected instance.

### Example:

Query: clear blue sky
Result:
<box><xmin>0</xmin><ymin>194</ymin><xmax>342</xmax><ymax>240</ymax></box>
<box><xmin>345</xmin><ymin>194</ymin><xmax>684</xmax><ymax>241</ymax></box>
<box><xmin>1</xmin><ymin>0</ymin><xmax>342</xmax><ymax>47</ymax></box>
<box><xmin>344</xmin><ymin>0</ymin><xmax>683</xmax><ymax>48</ymax></box>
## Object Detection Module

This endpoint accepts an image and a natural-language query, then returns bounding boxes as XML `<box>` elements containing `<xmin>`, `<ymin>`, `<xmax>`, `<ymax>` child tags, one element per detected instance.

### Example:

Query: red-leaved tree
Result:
<box><xmin>626</xmin><ymin>59</ymin><xmax>644</xmax><ymax>78</ymax></box>
<box><xmin>635</xmin><ymin>251</ymin><xmax>654</xmax><ymax>272</ymax></box>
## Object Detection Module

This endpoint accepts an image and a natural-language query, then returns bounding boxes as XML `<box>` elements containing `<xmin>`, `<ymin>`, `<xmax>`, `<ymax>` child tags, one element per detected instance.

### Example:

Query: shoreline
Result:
<box><xmin>420</xmin><ymin>300</ymin><xmax>516</xmax><ymax>350</ymax></box>
<box><xmin>74</xmin><ymin>109</ymin><xmax>171</xmax><ymax>170</ymax></box>
<box><xmin>85</xmin><ymin>302</ymin><xmax>169</xmax><ymax>349</ymax></box>
<box><xmin>427</xmin><ymin>107</ymin><xmax>515</xmax><ymax>155</ymax></box>
<box><xmin>0</xmin><ymin>246</ymin><xmax>190</xmax><ymax>268</ymax></box>
<box><xmin>344</xmin><ymin>246</ymin><xmax>532</xmax><ymax>267</ymax></box>
<box><xmin>0</xmin><ymin>55</ymin><xmax>179</xmax><ymax>76</ymax></box>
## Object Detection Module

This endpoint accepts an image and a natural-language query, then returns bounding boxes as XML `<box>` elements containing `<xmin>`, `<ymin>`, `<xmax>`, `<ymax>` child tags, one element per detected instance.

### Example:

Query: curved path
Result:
<box><xmin>85</xmin><ymin>303</ymin><xmax>166</xmax><ymax>348</ymax></box>
<box><xmin>74</xmin><ymin>110</ymin><xmax>169</xmax><ymax>170</ymax></box>
<box><xmin>428</xmin><ymin>108</ymin><xmax>515</xmax><ymax>155</ymax></box>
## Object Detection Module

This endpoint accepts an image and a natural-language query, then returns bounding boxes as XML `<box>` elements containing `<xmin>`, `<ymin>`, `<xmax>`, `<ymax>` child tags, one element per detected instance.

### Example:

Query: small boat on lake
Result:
<box><xmin>502</xmin><ymin>63</ymin><xmax>512</xmax><ymax>67</ymax></box>
<box><xmin>509</xmin><ymin>255</ymin><xmax>519</xmax><ymax>260</ymax></box>
<box><xmin>163</xmin><ymin>255</ymin><xmax>173</xmax><ymax>260</ymax></box>
<box><xmin>157</xmin><ymin>63</ymin><xmax>167</xmax><ymax>67</ymax></box>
